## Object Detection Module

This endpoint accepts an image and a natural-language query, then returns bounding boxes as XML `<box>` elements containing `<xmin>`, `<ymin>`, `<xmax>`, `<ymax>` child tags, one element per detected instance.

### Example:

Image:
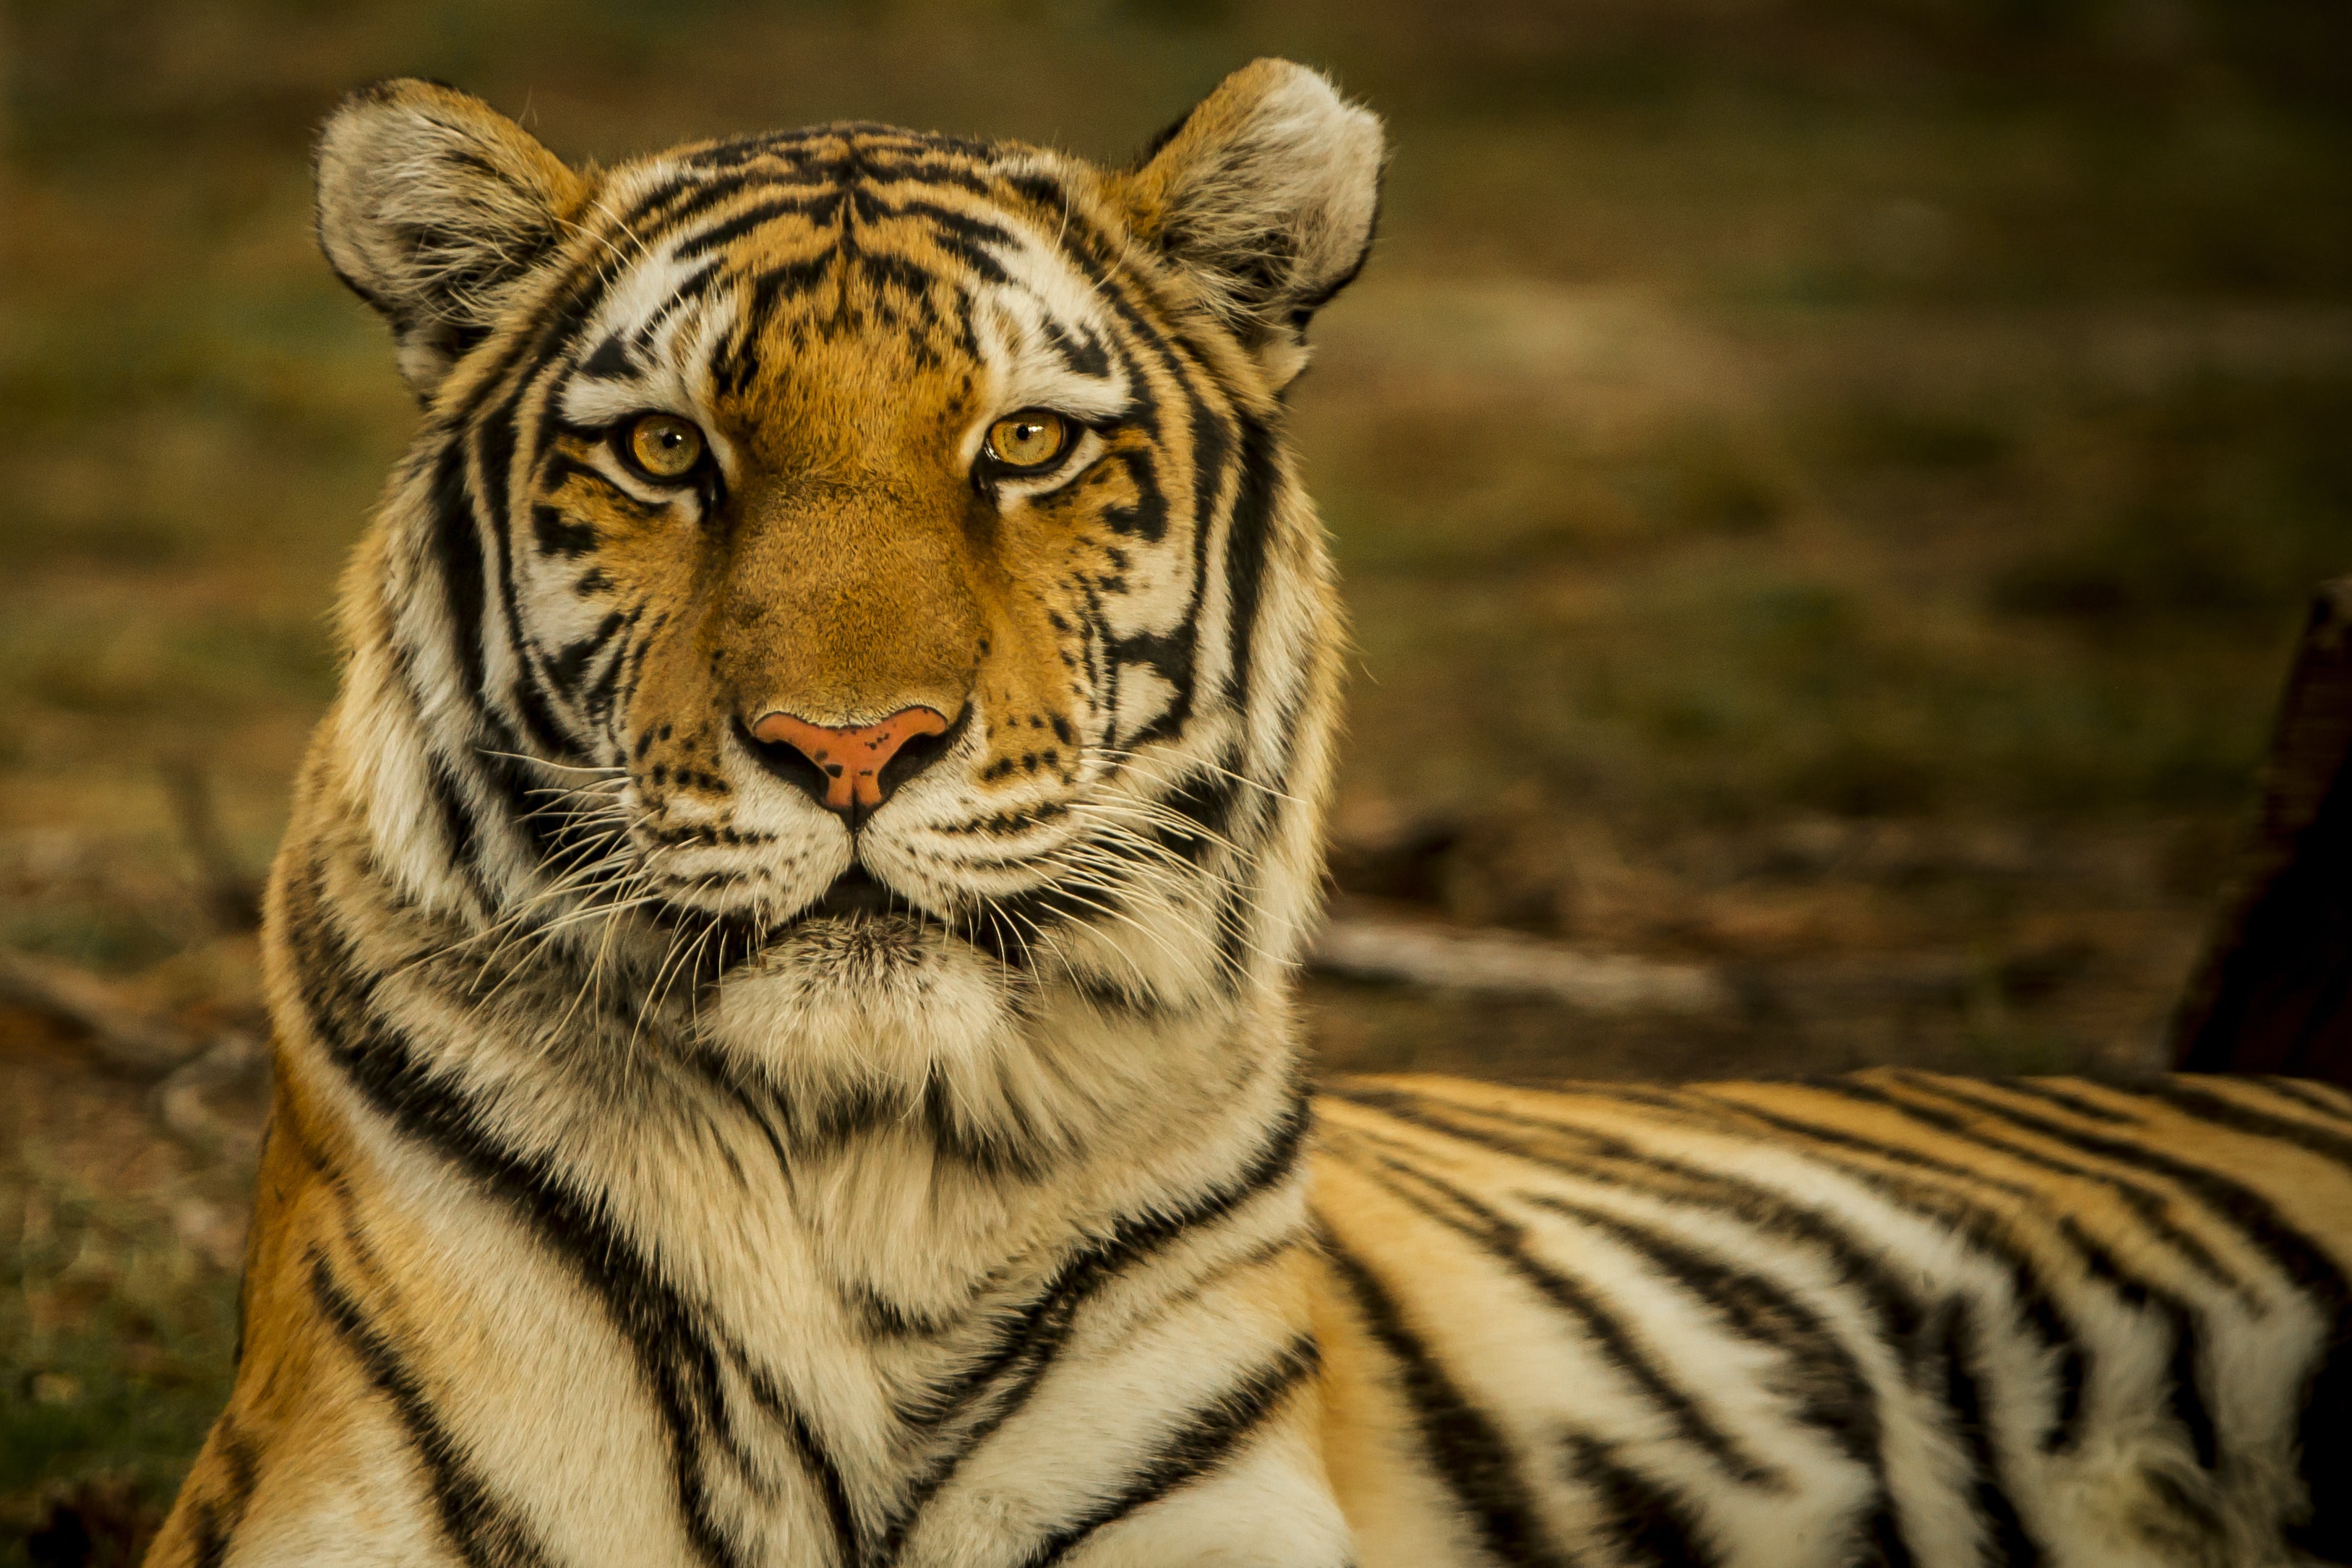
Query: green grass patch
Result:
<box><xmin>0</xmin><ymin>1169</ymin><xmax>239</xmax><ymax>1562</ymax></box>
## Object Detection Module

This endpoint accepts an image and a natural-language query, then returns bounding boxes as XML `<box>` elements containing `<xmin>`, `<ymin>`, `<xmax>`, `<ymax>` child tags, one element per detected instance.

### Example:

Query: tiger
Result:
<box><xmin>141</xmin><ymin>59</ymin><xmax>2352</xmax><ymax>1568</ymax></box>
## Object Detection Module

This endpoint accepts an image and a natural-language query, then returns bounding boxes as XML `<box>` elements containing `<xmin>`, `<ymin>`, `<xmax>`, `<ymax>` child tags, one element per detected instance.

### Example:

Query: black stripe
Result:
<box><xmin>187</xmin><ymin>1500</ymin><xmax>229</xmax><ymax>1568</ymax></box>
<box><xmin>577</xmin><ymin>335</ymin><xmax>636</xmax><ymax>381</ymax></box>
<box><xmin>619</xmin><ymin>170</ymin><xmax>766</xmax><ymax>238</ymax></box>
<box><xmin>578</xmin><ymin>605</ymin><xmax>647</xmax><ymax>722</ymax></box>
<box><xmin>1587</xmin><ymin>1084</ymin><xmax>2126</xmax><ymax>1464</ymax></box>
<box><xmin>429</xmin><ymin>226</ymin><xmax>618</xmax><ymax>433</ymax></box>
<box><xmin>917</xmin><ymin>225</ymin><xmax>1010</xmax><ymax>288</ymax></box>
<box><xmin>627</xmin><ymin>260</ymin><xmax>726</xmax><ymax>358</ymax></box>
<box><xmin>473</xmin><ymin>256</ymin><xmax>630</xmax><ymax>770</ymax></box>
<box><xmin>1897</xmin><ymin>1078</ymin><xmax>2343</xmax><ymax>1297</ymax></box>
<box><xmin>1679</xmin><ymin>1077</ymin><xmax>2224</xmax><ymax>1488</ymax></box>
<box><xmin>1754</xmin><ymin>1082</ymin><xmax>2215</xmax><ymax>1474</ymax></box>
<box><xmin>286</xmin><ymin>866</ymin><xmax>851</xmax><ymax>1568</ymax></box>
<box><xmin>734</xmin><ymin>1348</ymin><xmax>859</xmax><ymax>1560</ymax></box>
<box><xmin>548</xmin><ymin>609</ymin><xmax>627</xmax><ymax>692</ymax></box>
<box><xmin>684</xmin><ymin>1039</ymin><xmax>1063</xmax><ymax>1182</ymax></box>
<box><xmin>1383</xmin><ymin>1082</ymin><xmax>2170</xmax><ymax>1486</ymax></box>
<box><xmin>2163</xmin><ymin>1313</ymin><xmax>2220</xmax><ymax>1470</ymax></box>
<box><xmin>857</xmin><ymin>248</ymin><xmax>959</xmax><ymax>313</ymax></box>
<box><xmin>2052</xmin><ymin>1212</ymin><xmax>2216</xmax><ymax>1481</ymax></box>
<box><xmin>186</xmin><ymin>1417</ymin><xmax>264</xmax><ymax>1568</ymax></box>
<box><xmin>1219</xmin><ymin>413</ymin><xmax>1280</xmax><ymax>711</ymax></box>
<box><xmin>1098</xmin><ymin>389</ymin><xmax>1200</xmax><ymax>747</ymax></box>
<box><xmin>1915</xmin><ymin>1074</ymin><xmax>2352</xmax><ymax>1559</ymax></box>
<box><xmin>860</xmin><ymin>192</ymin><xmax>1018</xmax><ymax>252</ymax></box>
<box><xmin>1931</xmin><ymin>1297</ymin><xmax>2043</xmax><ymax>1568</ymax></box>
<box><xmin>2146</xmin><ymin>1077</ymin><xmax>2352</xmax><ymax>1173</ymax></box>
<box><xmin>419</xmin><ymin>745</ymin><xmax>491</xmax><ymax>908</ymax></box>
<box><xmin>1320</xmin><ymin>1236</ymin><xmax>1575</xmax><ymax>1568</ymax></box>
<box><xmin>1327</xmin><ymin>1084</ymin><xmax>1928</xmax><ymax>1346</ymax></box>
<box><xmin>537</xmin><ymin>449</ymin><xmax>625</xmax><ymax>499</ymax></box>
<box><xmin>415</xmin><ymin>447</ymin><xmax>529</xmax><ymax>876</ymax></box>
<box><xmin>1043</xmin><ymin>317</ymin><xmax>1112</xmax><ymax>379</ymax></box>
<box><xmin>1097</xmin><ymin>440</ymin><xmax>1174</xmax><ymax>543</ymax></box>
<box><xmin>472</xmin><ymin>393</ymin><xmax>578</xmax><ymax>762</ymax></box>
<box><xmin>1024</xmin><ymin>229</ymin><xmax>1232</xmax><ymax>764</ymax></box>
<box><xmin>1336</xmin><ymin>1087</ymin><xmax>1936</xmax><ymax>1560</ymax></box>
<box><xmin>1561</xmin><ymin>1430</ymin><xmax>1719</xmax><ymax>1568</ymax></box>
<box><xmin>672</xmin><ymin>192</ymin><xmax>838</xmax><ymax>261</ymax></box>
<box><xmin>1018</xmin><ymin>1338</ymin><xmax>1318</xmax><ymax>1567</ymax></box>
<box><xmin>1151</xmin><ymin>768</ymin><xmax>1239</xmax><ymax>867</ymax></box>
<box><xmin>219</xmin><ymin>1419</ymin><xmax>260</xmax><ymax>1518</ymax></box>
<box><xmin>310</xmin><ymin>1254</ymin><xmax>557</xmax><ymax>1568</ymax></box>
<box><xmin>429</xmin><ymin>445</ymin><xmax>488</xmax><ymax>704</ymax></box>
<box><xmin>1517</xmin><ymin>1193</ymin><xmax>1881</xmax><ymax>1468</ymax></box>
<box><xmin>1342</xmin><ymin>1140</ymin><xmax>1783</xmax><ymax>1489</ymax></box>
<box><xmin>1986</xmin><ymin>1078</ymin><xmax>2139</xmax><ymax>1124</ymax></box>
<box><xmin>1811</xmin><ymin>1077</ymin><xmax>2249</xmax><ymax>1303</ymax></box>
<box><xmin>389</xmin><ymin>244</ymin><xmax>641</xmax><ymax>900</ymax></box>
<box><xmin>530</xmin><ymin>504</ymin><xmax>598</xmax><ymax>559</ymax></box>
<box><xmin>873</xmin><ymin>1083</ymin><xmax>1311</xmax><ymax>1559</ymax></box>
<box><xmin>2257</xmin><ymin>1077</ymin><xmax>2352</xmax><ymax>1121</ymax></box>
<box><xmin>609</xmin><ymin>618</ymin><xmax>661</xmax><ymax>723</ymax></box>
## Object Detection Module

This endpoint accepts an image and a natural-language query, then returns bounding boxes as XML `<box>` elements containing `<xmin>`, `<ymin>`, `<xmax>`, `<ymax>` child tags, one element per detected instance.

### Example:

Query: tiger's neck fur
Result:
<box><xmin>267</xmin><ymin>741</ymin><xmax>1318</xmax><ymax>1314</ymax></box>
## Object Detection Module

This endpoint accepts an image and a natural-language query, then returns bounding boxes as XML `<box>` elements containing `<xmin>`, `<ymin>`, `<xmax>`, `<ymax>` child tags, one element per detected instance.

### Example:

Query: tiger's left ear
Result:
<box><xmin>1115</xmin><ymin>59</ymin><xmax>1384</xmax><ymax>391</ymax></box>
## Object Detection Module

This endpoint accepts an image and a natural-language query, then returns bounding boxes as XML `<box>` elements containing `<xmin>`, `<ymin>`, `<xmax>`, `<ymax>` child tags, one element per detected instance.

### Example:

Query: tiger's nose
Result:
<box><xmin>748</xmin><ymin>705</ymin><xmax>955</xmax><ymax>817</ymax></box>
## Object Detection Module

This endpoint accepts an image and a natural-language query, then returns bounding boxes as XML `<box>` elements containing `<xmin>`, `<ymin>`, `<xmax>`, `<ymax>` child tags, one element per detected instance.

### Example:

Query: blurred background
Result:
<box><xmin>3</xmin><ymin>0</ymin><xmax>2348</xmax><ymax>1554</ymax></box>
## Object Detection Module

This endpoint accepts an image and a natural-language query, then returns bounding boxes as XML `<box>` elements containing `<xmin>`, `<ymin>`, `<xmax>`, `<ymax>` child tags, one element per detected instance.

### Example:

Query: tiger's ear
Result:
<box><xmin>314</xmin><ymin>79</ymin><xmax>584</xmax><ymax>397</ymax></box>
<box><xmin>1116</xmin><ymin>59</ymin><xmax>1384</xmax><ymax>391</ymax></box>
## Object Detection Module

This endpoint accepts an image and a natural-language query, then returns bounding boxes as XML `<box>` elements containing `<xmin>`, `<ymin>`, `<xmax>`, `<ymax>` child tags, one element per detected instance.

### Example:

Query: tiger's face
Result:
<box><xmin>314</xmin><ymin>66</ymin><xmax>1381</xmax><ymax>1071</ymax></box>
<box><xmin>520</xmin><ymin>133</ymin><xmax>1248</xmax><ymax>944</ymax></box>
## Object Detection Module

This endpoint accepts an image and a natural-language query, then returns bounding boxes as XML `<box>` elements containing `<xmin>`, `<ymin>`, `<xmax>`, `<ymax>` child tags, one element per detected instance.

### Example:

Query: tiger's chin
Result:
<box><xmin>699</xmin><ymin>908</ymin><xmax>1026</xmax><ymax>1095</ymax></box>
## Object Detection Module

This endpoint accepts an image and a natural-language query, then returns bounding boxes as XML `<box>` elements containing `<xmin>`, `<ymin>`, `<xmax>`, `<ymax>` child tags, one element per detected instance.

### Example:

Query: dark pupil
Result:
<box><xmin>654</xmin><ymin>429</ymin><xmax>681</xmax><ymax>451</ymax></box>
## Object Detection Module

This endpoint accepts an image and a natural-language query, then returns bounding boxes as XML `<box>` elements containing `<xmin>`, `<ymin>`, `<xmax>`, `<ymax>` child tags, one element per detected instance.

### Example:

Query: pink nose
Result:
<box><xmin>749</xmin><ymin>705</ymin><xmax>952</xmax><ymax>813</ymax></box>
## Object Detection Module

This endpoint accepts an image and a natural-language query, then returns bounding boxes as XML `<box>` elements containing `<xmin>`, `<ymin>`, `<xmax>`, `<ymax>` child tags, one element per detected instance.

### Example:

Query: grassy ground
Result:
<box><xmin>3</xmin><ymin>0</ymin><xmax>2348</xmax><ymax>1554</ymax></box>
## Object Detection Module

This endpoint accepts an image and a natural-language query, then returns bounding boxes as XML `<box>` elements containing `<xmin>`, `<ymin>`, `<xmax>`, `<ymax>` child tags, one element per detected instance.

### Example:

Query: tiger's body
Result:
<box><xmin>145</xmin><ymin>62</ymin><xmax>2350</xmax><ymax>1568</ymax></box>
<box><xmin>1316</xmin><ymin>1073</ymin><xmax>2352</xmax><ymax>1567</ymax></box>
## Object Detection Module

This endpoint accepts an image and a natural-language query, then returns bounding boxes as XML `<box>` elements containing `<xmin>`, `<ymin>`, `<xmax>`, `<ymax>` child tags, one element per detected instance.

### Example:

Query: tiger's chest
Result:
<box><xmin>294</xmin><ymin>1038</ymin><xmax>1334</xmax><ymax>1568</ymax></box>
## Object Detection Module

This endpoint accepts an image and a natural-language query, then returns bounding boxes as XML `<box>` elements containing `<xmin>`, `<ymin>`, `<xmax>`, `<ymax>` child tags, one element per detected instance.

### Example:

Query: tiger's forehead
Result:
<box><xmin>557</xmin><ymin>124</ymin><xmax>1133</xmax><ymax>442</ymax></box>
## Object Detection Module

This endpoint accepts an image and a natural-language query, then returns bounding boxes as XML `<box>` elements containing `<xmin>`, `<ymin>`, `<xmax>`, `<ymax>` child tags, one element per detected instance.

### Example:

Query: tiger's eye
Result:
<box><xmin>626</xmin><ymin>413</ymin><xmax>705</xmax><ymax>481</ymax></box>
<box><xmin>986</xmin><ymin>411</ymin><xmax>1069</xmax><ymax>471</ymax></box>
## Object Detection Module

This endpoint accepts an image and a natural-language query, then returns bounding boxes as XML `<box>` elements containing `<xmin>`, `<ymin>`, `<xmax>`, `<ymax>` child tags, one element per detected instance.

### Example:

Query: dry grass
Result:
<box><xmin>3</xmin><ymin>0</ymin><xmax>2348</xmax><ymax>1550</ymax></box>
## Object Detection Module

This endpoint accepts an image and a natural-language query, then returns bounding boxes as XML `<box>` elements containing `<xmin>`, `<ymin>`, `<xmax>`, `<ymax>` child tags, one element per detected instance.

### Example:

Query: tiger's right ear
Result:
<box><xmin>314</xmin><ymin>79</ymin><xmax>584</xmax><ymax>398</ymax></box>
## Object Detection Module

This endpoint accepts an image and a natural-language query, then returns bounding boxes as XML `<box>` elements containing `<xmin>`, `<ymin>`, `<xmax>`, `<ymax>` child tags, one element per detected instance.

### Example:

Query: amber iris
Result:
<box><xmin>986</xmin><ymin>410</ymin><xmax>1070</xmax><ymax>471</ymax></box>
<box><xmin>625</xmin><ymin>413</ymin><xmax>705</xmax><ymax>480</ymax></box>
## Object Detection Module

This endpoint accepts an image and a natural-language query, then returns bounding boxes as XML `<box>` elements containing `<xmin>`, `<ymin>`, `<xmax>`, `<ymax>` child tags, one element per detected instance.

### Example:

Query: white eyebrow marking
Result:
<box><xmin>556</xmin><ymin>231</ymin><xmax>744</xmax><ymax>428</ymax></box>
<box><xmin>969</xmin><ymin>236</ymin><xmax>1133</xmax><ymax>426</ymax></box>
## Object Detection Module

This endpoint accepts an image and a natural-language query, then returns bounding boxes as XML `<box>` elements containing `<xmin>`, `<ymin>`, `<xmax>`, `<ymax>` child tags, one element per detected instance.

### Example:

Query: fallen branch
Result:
<box><xmin>1308</xmin><ymin>918</ymin><xmax>1733</xmax><ymax>1015</ymax></box>
<box><xmin>160</xmin><ymin>756</ymin><xmax>263</xmax><ymax>931</ymax></box>
<box><xmin>155</xmin><ymin>1030</ymin><xmax>267</xmax><ymax>1158</ymax></box>
<box><xmin>0</xmin><ymin>947</ymin><xmax>209</xmax><ymax>1077</ymax></box>
<box><xmin>1</xmin><ymin>946</ymin><xmax>268</xmax><ymax>1161</ymax></box>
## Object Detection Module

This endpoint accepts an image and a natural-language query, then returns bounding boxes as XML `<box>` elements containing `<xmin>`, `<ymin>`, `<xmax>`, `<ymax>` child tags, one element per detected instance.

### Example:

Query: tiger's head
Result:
<box><xmin>311</xmin><ymin>63</ymin><xmax>1379</xmax><ymax>1108</ymax></box>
